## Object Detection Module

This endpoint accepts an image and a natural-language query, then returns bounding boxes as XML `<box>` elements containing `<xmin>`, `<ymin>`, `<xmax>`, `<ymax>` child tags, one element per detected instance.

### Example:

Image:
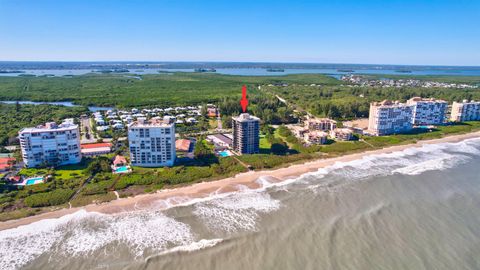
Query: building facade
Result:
<box><xmin>407</xmin><ymin>97</ymin><xmax>447</xmax><ymax>125</ymax></box>
<box><xmin>19</xmin><ymin>122</ymin><xmax>81</xmax><ymax>168</ymax></box>
<box><xmin>304</xmin><ymin>131</ymin><xmax>328</xmax><ymax>145</ymax></box>
<box><xmin>450</xmin><ymin>100</ymin><xmax>480</xmax><ymax>122</ymax></box>
<box><xmin>232</xmin><ymin>113</ymin><xmax>260</xmax><ymax>155</ymax></box>
<box><xmin>305</xmin><ymin>118</ymin><xmax>337</xmax><ymax>131</ymax></box>
<box><xmin>368</xmin><ymin>100</ymin><xmax>414</xmax><ymax>136</ymax></box>
<box><xmin>128</xmin><ymin>118</ymin><xmax>176</xmax><ymax>167</ymax></box>
<box><xmin>330</xmin><ymin>128</ymin><xmax>354</xmax><ymax>141</ymax></box>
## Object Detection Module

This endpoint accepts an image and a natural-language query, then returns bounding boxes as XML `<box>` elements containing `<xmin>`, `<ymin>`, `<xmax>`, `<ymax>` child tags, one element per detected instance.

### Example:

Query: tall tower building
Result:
<box><xmin>128</xmin><ymin>118</ymin><xmax>176</xmax><ymax>167</ymax></box>
<box><xmin>232</xmin><ymin>113</ymin><xmax>260</xmax><ymax>155</ymax></box>
<box><xmin>19</xmin><ymin>122</ymin><xmax>82</xmax><ymax>168</ymax></box>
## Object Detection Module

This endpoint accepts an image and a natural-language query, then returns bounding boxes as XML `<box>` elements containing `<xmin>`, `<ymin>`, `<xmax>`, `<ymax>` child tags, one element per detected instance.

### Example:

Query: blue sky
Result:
<box><xmin>0</xmin><ymin>0</ymin><xmax>479</xmax><ymax>65</ymax></box>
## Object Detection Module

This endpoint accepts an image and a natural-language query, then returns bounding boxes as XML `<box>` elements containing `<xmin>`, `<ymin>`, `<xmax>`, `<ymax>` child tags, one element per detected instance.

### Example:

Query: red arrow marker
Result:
<box><xmin>240</xmin><ymin>85</ymin><xmax>249</xmax><ymax>112</ymax></box>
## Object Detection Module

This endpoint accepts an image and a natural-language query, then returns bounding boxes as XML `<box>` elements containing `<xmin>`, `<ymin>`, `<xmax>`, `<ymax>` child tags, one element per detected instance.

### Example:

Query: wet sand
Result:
<box><xmin>1</xmin><ymin>131</ymin><xmax>479</xmax><ymax>231</ymax></box>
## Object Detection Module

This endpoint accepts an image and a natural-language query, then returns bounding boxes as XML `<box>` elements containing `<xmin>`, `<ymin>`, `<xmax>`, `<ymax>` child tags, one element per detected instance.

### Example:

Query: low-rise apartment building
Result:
<box><xmin>128</xmin><ymin>118</ymin><xmax>176</xmax><ymax>167</ymax></box>
<box><xmin>330</xmin><ymin>128</ymin><xmax>354</xmax><ymax>141</ymax></box>
<box><xmin>407</xmin><ymin>97</ymin><xmax>447</xmax><ymax>125</ymax></box>
<box><xmin>368</xmin><ymin>100</ymin><xmax>414</xmax><ymax>136</ymax></box>
<box><xmin>304</xmin><ymin>131</ymin><xmax>328</xmax><ymax>145</ymax></box>
<box><xmin>19</xmin><ymin>122</ymin><xmax>81</xmax><ymax>168</ymax></box>
<box><xmin>305</xmin><ymin>118</ymin><xmax>337</xmax><ymax>131</ymax></box>
<box><xmin>450</xmin><ymin>100</ymin><xmax>480</xmax><ymax>122</ymax></box>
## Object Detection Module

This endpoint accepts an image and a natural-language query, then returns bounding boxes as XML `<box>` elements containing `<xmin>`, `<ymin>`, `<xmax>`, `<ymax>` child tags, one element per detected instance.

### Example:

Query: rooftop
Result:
<box><xmin>175</xmin><ymin>139</ymin><xmax>191</xmax><ymax>152</ymax></box>
<box><xmin>19</xmin><ymin>122</ymin><xmax>78</xmax><ymax>134</ymax></box>
<box><xmin>371</xmin><ymin>100</ymin><xmax>411</xmax><ymax>108</ymax></box>
<box><xmin>80</xmin><ymin>142</ymin><xmax>112</xmax><ymax>149</ymax></box>
<box><xmin>233</xmin><ymin>113</ymin><xmax>260</xmax><ymax>122</ymax></box>
<box><xmin>129</xmin><ymin>118</ymin><xmax>174</xmax><ymax>128</ymax></box>
<box><xmin>408</xmin><ymin>97</ymin><xmax>447</xmax><ymax>103</ymax></box>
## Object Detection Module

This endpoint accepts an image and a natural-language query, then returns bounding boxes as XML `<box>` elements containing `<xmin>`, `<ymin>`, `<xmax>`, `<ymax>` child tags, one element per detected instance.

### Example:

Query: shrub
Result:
<box><xmin>24</xmin><ymin>189</ymin><xmax>74</xmax><ymax>207</ymax></box>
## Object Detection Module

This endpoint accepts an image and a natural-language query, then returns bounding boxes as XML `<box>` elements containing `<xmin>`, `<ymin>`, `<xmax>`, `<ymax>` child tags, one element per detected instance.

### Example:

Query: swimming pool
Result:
<box><xmin>219</xmin><ymin>150</ymin><xmax>232</xmax><ymax>157</ymax></box>
<box><xmin>114</xmin><ymin>166</ymin><xmax>130</xmax><ymax>173</ymax></box>
<box><xmin>25</xmin><ymin>177</ymin><xmax>44</xmax><ymax>186</ymax></box>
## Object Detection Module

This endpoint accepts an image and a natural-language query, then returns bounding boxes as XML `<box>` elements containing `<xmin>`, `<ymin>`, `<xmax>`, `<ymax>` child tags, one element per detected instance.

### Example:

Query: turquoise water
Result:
<box><xmin>115</xmin><ymin>166</ymin><xmax>129</xmax><ymax>173</ymax></box>
<box><xmin>25</xmin><ymin>177</ymin><xmax>43</xmax><ymax>185</ymax></box>
<box><xmin>219</xmin><ymin>151</ymin><xmax>230</xmax><ymax>157</ymax></box>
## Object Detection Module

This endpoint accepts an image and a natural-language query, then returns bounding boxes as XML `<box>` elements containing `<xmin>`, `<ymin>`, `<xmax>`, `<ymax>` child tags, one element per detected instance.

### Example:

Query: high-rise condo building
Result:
<box><xmin>450</xmin><ymin>100</ymin><xmax>480</xmax><ymax>122</ymax></box>
<box><xmin>368</xmin><ymin>100</ymin><xmax>414</xmax><ymax>136</ymax></box>
<box><xmin>19</xmin><ymin>122</ymin><xmax>81</xmax><ymax>168</ymax></box>
<box><xmin>128</xmin><ymin>118</ymin><xmax>176</xmax><ymax>167</ymax></box>
<box><xmin>407</xmin><ymin>97</ymin><xmax>448</xmax><ymax>125</ymax></box>
<box><xmin>232</xmin><ymin>113</ymin><xmax>260</xmax><ymax>155</ymax></box>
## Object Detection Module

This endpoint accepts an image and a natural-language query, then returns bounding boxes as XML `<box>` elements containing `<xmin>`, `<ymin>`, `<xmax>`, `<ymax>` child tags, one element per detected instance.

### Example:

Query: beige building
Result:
<box><xmin>330</xmin><ymin>128</ymin><xmax>354</xmax><ymax>141</ymax></box>
<box><xmin>304</xmin><ymin>131</ymin><xmax>328</xmax><ymax>145</ymax></box>
<box><xmin>368</xmin><ymin>100</ymin><xmax>414</xmax><ymax>136</ymax></box>
<box><xmin>450</xmin><ymin>100</ymin><xmax>480</xmax><ymax>122</ymax></box>
<box><xmin>232</xmin><ymin>113</ymin><xmax>260</xmax><ymax>155</ymax></box>
<box><xmin>305</xmin><ymin>118</ymin><xmax>337</xmax><ymax>131</ymax></box>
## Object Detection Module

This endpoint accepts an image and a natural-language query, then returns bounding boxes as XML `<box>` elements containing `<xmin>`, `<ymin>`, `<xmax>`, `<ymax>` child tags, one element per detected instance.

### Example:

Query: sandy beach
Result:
<box><xmin>1</xmin><ymin>131</ymin><xmax>479</xmax><ymax>231</ymax></box>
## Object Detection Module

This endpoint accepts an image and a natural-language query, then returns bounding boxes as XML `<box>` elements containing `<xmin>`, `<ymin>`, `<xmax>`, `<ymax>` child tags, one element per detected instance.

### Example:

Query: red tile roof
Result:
<box><xmin>175</xmin><ymin>139</ymin><xmax>191</xmax><ymax>152</ymax></box>
<box><xmin>0</xmin><ymin>157</ymin><xmax>15</xmax><ymax>164</ymax></box>
<box><xmin>113</xmin><ymin>155</ymin><xmax>127</xmax><ymax>166</ymax></box>
<box><xmin>81</xmin><ymin>143</ymin><xmax>112</xmax><ymax>149</ymax></box>
<box><xmin>0</xmin><ymin>164</ymin><xmax>11</xmax><ymax>170</ymax></box>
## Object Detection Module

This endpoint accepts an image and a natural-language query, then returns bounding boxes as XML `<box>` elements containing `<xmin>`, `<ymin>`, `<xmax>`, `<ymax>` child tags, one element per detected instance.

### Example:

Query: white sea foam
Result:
<box><xmin>194</xmin><ymin>190</ymin><xmax>280</xmax><ymax>232</ymax></box>
<box><xmin>154</xmin><ymin>238</ymin><xmax>224</xmax><ymax>256</ymax></box>
<box><xmin>57</xmin><ymin>210</ymin><xmax>193</xmax><ymax>257</ymax></box>
<box><xmin>323</xmin><ymin>139</ymin><xmax>479</xmax><ymax>179</ymax></box>
<box><xmin>0</xmin><ymin>210</ymin><xmax>194</xmax><ymax>270</ymax></box>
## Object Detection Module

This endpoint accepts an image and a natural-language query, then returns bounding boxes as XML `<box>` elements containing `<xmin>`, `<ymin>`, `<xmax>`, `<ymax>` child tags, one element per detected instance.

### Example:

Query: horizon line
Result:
<box><xmin>0</xmin><ymin>60</ymin><xmax>479</xmax><ymax>68</ymax></box>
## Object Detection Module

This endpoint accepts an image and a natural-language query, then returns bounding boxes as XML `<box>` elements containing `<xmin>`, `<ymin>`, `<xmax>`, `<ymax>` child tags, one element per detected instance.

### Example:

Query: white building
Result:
<box><xmin>128</xmin><ymin>118</ymin><xmax>176</xmax><ymax>167</ymax></box>
<box><xmin>19</xmin><ymin>122</ymin><xmax>82</xmax><ymax>168</ymax></box>
<box><xmin>407</xmin><ymin>97</ymin><xmax>447</xmax><ymax>125</ymax></box>
<box><xmin>368</xmin><ymin>100</ymin><xmax>414</xmax><ymax>136</ymax></box>
<box><xmin>450</xmin><ymin>100</ymin><xmax>480</xmax><ymax>122</ymax></box>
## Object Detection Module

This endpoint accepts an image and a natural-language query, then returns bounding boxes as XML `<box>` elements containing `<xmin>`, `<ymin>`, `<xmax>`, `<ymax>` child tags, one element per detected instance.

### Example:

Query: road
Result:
<box><xmin>80</xmin><ymin>116</ymin><xmax>97</xmax><ymax>144</ymax></box>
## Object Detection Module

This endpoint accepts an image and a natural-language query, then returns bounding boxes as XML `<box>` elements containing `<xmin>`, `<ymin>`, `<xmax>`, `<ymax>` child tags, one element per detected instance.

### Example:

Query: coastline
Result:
<box><xmin>1</xmin><ymin>131</ymin><xmax>479</xmax><ymax>231</ymax></box>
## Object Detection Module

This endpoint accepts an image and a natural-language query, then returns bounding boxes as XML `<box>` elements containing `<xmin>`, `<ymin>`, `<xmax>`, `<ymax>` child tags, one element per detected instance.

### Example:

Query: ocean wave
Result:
<box><xmin>154</xmin><ymin>238</ymin><xmax>224</xmax><ymax>256</ymax></box>
<box><xmin>193</xmin><ymin>188</ymin><xmax>280</xmax><ymax>232</ymax></box>
<box><xmin>0</xmin><ymin>209</ymin><xmax>194</xmax><ymax>270</ymax></box>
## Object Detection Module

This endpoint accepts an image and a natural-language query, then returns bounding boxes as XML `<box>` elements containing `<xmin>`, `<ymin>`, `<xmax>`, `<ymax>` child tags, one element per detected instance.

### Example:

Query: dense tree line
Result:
<box><xmin>0</xmin><ymin>103</ymin><xmax>88</xmax><ymax>146</ymax></box>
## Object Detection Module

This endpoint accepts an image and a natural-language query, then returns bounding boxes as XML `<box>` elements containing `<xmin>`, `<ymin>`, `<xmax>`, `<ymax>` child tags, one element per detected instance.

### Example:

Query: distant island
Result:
<box><xmin>194</xmin><ymin>68</ymin><xmax>216</xmax><ymax>73</ymax></box>
<box><xmin>0</xmin><ymin>70</ymin><xmax>25</xmax><ymax>74</ymax></box>
<box><xmin>395</xmin><ymin>70</ymin><xmax>412</xmax><ymax>73</ymax></box>
<box><xmin>337</xmin><ymin>69</ymin><xmax>355</xmax><ymax>72</ymax></box>
<box><xmin>98</xmin><ymin>69</ymin><xmax>129</xmax><ymax>73</ymax></box>
<box><xmin>266</xmin><ymin>68</ymin><xmax>285</xmax><ymax>72</ymax></box>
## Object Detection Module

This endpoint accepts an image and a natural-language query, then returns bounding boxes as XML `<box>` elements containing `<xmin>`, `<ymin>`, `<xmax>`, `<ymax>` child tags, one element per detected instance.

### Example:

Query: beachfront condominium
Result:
<box><xmin>407</xmin><ymin>97</ymin><xmax>448</xmax><ymax>125</ymax></box>
<box><xmin>368</xmin><ymin>100</ymin><xmax>414</xmax><ymax>136</ymax></box>
<box><xmin>232</xmin><ymin>113</ymin><xmax>260</xmax><ymax>155</ymax></box>
<box><xmin>128</xmin><ymin>118</ymin><xmax>176</xmax><ymax>167</ymax></box>
<box><xmin>19</xmin><ymin>122</ymin><xmax>81</xmax><ymax>168</ymax></box>
<box><xmin>305</xmin><ymin>118</ymin><xmax>337</xmax><ymax>131</ymax></box>
<box><xmin>450</xmin><ymin>100</ymin><xmax>480</xmax><ymax>122</ymax></box>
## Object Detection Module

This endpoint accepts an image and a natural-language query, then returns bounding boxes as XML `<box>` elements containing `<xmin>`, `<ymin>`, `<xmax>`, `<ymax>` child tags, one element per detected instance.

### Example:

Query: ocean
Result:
<box><xmin>1</xmin><ymin>138</ymin><xmax>480</xmax><ymax>270</ymax></box>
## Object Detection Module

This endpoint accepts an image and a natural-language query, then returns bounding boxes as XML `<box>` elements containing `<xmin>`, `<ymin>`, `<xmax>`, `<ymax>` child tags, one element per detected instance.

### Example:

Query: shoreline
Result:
<box><xmin>1</xmin><ymin>131</ymin><xmax>479</xmax><ymax>231</ymax></box>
